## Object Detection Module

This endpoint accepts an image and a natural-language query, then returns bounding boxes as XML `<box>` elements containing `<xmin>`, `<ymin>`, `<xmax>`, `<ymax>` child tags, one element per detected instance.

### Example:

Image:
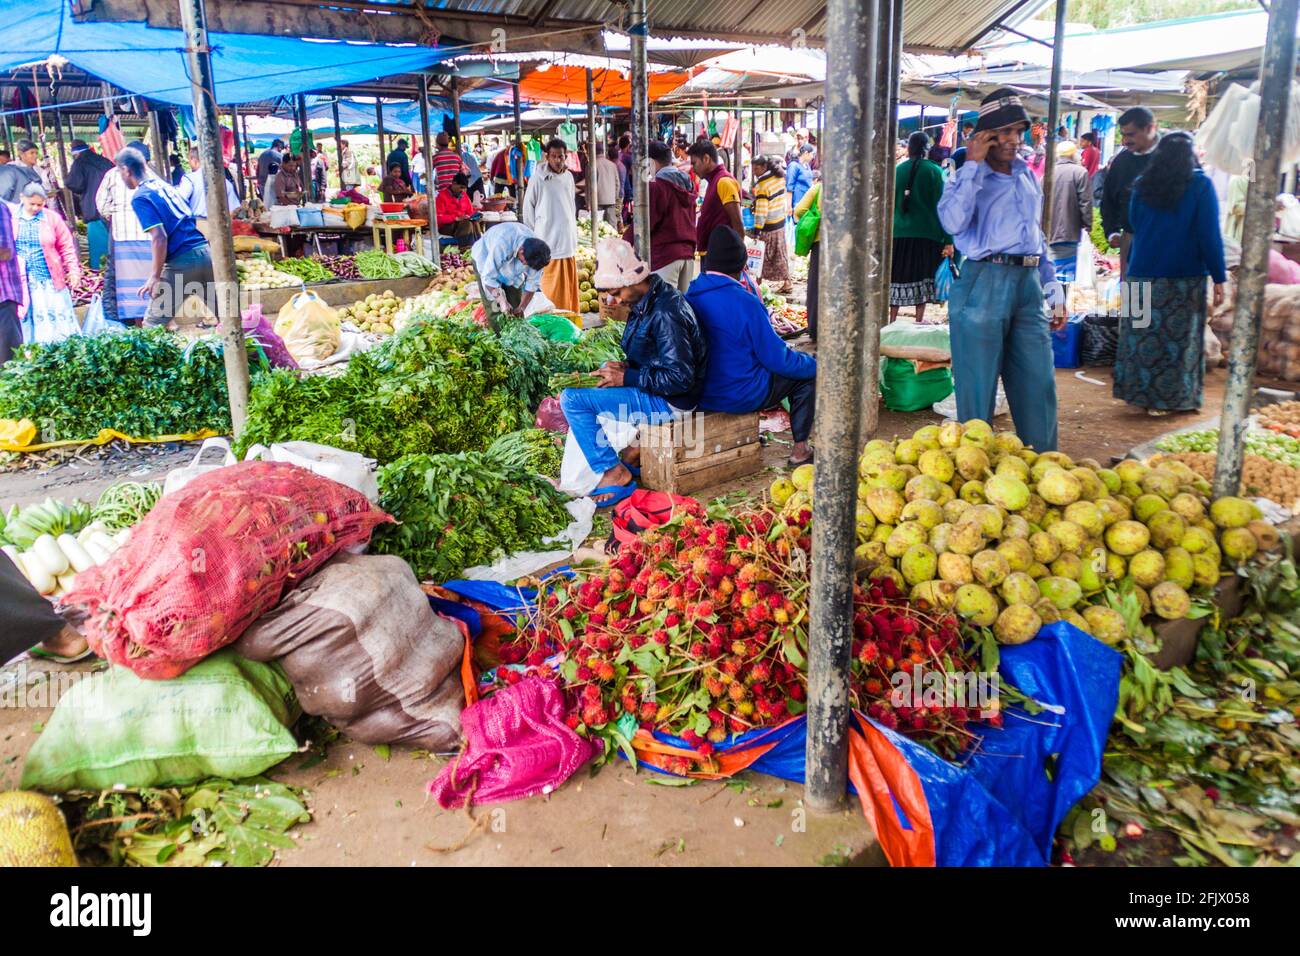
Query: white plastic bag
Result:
<box><xmin>745</xmin><ymin>237</ymin><xmax>765</xmax><ymax>279</ymax></box>
<box><xmin>1074</xmin><ymin>230</ymin><xmax>1096</xmax><ymax>290</ymax></box>
<box><xmin>79</xmin><ymin>294</ymin><xmax>122</xmax><ymax>337</ymax></box>
<box><xmin>162</xmin><ymin>436</ymin><xmax>236</xmax><ymax>496</ymax></box>
<box><xmin>243</xmin><ymin>440</ymin><xmax>379</xmax><ymax>502</ymax></box>
<box><xmin>557</xmin><ymin>416</ymin><xmax>641</xmax><ymax>497</ymax></box>
<box><xmin>932</xmin><ymin>383</ymin><xmax>1010</xmax><ymax>420</ymax></box>
<box><xmin>269</xmin><ymin>205</ymin><xmax>300</xmax><ymax>229</ymax></box>
<box><xmin>29</xmin><ymin>285</ymin><xmax>81</xmax><ymax>345</ymax></box>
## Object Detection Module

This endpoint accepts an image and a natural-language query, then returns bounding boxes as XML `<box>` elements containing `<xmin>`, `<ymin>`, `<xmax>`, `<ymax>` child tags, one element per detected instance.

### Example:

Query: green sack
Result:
<box><xmin>879</xmin><ymin>357</ymin><xmax>954</xmax><ymax>413</ymax></box>
<box><xmin>527</xmin><ymin>312</ymin><xmax>582</xmax><ymax>343</ymax></box>
<box><xmin>21</xmin><ymin>651</ymin><xmax>300</xmax><ymax>792</ymax></box>
<box><xmin>794</xmin><ymin>189</ymin><xmax>821</xmax><ymax>256</ymax></box>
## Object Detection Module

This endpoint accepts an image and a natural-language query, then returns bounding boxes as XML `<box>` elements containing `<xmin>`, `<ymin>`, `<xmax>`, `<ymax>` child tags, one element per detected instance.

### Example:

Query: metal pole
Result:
<box><xmin>375</xmin><ymin>99</ymin><xmax>387</xmax><ymax>167</ymax></box>
<box><xmin>451</xmin><ymin>76</ymin><xmax>462</xmax><ymax>148</ymax></box>
<box><xmin>512</xmin><ymin>80</ymin><xmax>524</xmax><ymax>206</ymax></box>
<box><xmin>147</xmin><ymin>109</ymin><xmax>167</xmax><ymax>178</ymax></box>
<box><xmin>296</xmin><ymin>92</ymin><xmax>309</xmax><ymax>205</ymax></box>
<box><xmin>418</xmin><ymin>73</ymin><xmax>441</xmax><ymax>256</ymax></box>
<box><xmin>240</xmin><ymin>112</ymin><xmax>253</xmax><ymax>195</ymax></box>
<box><xmin>1</xmin><ymin>114</ymin><xmax>11</xmax><ymax>156</ymax></box>
<box><xmin>50</xmin><ymin>104</ymin><xmax>77</xmax><ymax>225</ymax></box>
<box><xmin>806</xmin><ymin>0</ymin><xmax>875</xmax><ymax>814</ymax></box>
<box><xmin>879</xmin><ymin>0</ymin><xmax>904</xmax><ymax>308</ymax></box>
<box><xmin>1214</xmin><ymin>0</ymin><xmax>1300</xmax><ymax>496</ymax></box>
<box><xmin>177</xmin><ymin>0</ymin><xmax>250</xmax><ymax>436</ymax></box>
<box><xmin>1040</xmin><ymin>0</ymin><xmax>1068</xmax><ymax>239</ymax></box>
<box><xmin>629</xmin><ymin>0</ymin><xmax>651</xmax><ymax>264</ymax></box>
<box><xmin>586</xmin><ymin>68</ymin><xmax>599</xmax><ymax>251</ymax></box>
<box><xmin>859</xmin><ymin>0</ymin><xmax>892</xmax><ymax>429</ymax></box>
<box><xmin>231</xmin><ymin>104</ymin><xmax>247</xmax><ymax>201</ymax></box>
<box><xmin>331</xmin><ymin>99</ymin><xmax>343</xmax><ymax>192</ymax></box>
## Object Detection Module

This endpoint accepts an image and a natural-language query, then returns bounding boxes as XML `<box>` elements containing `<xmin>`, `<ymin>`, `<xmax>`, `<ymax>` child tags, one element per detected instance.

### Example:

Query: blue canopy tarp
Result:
<box><xmin>273</xmin><ymin>97</ymin><xmax>503</xmax><ymax>135</ymax></box>
<box><xmin>0</xmin><ymin>5</ymin><xmax>455</xmax><ymax>109</ymax></box>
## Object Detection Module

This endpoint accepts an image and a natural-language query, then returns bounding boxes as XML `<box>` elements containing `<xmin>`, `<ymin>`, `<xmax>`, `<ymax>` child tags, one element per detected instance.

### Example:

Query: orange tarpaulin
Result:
<box><xmin>518</xmin><ymin>66</ymin><xmax>692</xmax><ymax>108</ymax></box>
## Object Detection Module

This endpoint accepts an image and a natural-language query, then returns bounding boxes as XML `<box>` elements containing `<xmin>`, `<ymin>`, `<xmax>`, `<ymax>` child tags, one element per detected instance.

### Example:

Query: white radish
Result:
<box><xmin>56</xmin><ymin>533</ymin><xmax>96</xmax><ymax>574</ymax></box>
<box><xmin>30</xmin><ymin>534</ymin><xmax>70</xmax><ymax>577</ymax></box>
<box><xmin>19</xmin><ymin>550</ymin><xmax>56</xmax><ymax>595</ymax></box>
<box><xmin>56</xmin><ymin>571</ymin><xmax>77</xmax><ymax>592</ymax></box>
<box><xmin>115</xmin><ymin>527</ymin><xmax>132</xmax><ymax>547</ymax></box>
<box><xmin>88</xmin><ymin>532</ymin><xmax>119</xmax><ymax>556</ymax></box>
<box><xmin>83</xmin><ymin>538</ymin><xmax>113</xmax><ymax>566</ymax></box>
<box><xmin>1</xmin><ymin>544</ymin><xmax>21</xmax><ymax>567</ymax></box>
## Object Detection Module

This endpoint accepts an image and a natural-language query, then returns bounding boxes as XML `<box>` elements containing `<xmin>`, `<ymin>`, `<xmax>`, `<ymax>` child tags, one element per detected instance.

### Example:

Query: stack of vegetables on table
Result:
<box><xmin>423</xmin><ymin>263</ymin><xmax>476</xmax><ymax>296</ymax></box>
<box><xmin>273</xmin><ymin>256</ymin><xmax>334</xmax><ymax>284</ymax></box>
<box><xmin>70</xmin><ymin>270</ymin><xmax>104</xmax><ymax>306</ymax></box>
<box><xmin>337</xmin><ymin>289</ymin><xmax>404</xmax><ymax>336</ymax></box>
<box><xmin>393</xmin><ymin>290</ymin><xmax>474</xmax><ymax>331</ymax></box>
<box><xmin>1155</xmin><ymin>426</ymin><xmax>1300</xmax><ymax>511</ymax></box>
<box><xmin>0</xmin><ymin>329</ymin><xmax>242</xmax><ymax>442</ymax></box>
<box><xmin>353</xmin><ymin>251</ymin><xmax>404</xmax><ymax>281</ymax></box>
<box><xmin>237</xmin><ymin>256</ymin><xmax>300</xmax><ymax>290</ymax></box>
<box><xmin>0</xmin><ymin>482</ymin><xmax>161</xmax><ymax>598</ymax></box>
<box><xmin>311</xmin><ymin>254</ymin><xmax>361</xmax><ymax>281</ymax></box>
<box><xmin>575</xmin><ymin>246</ymin><xmax>599</xmax><ymax>319</ymax></box>
<box><xmin>1259</xmin><ymin>399</ymin><xmax>1300</xmax><ymax>438</ymax></box>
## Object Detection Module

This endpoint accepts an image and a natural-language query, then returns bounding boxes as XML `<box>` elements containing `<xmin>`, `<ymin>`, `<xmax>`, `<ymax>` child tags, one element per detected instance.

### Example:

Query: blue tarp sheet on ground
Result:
<box><xmin>0</xmin><ymin>6</ymin><xmax>455</xmax><ymax>109</ymax></box>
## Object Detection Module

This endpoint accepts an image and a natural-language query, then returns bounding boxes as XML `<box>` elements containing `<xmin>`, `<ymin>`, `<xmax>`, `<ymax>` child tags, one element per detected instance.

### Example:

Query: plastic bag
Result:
<box><xmin>79</xmin><ymin>294</ymin><xmax>123</xmax><ymax>337</ymax></box>
<box><xmin>528</xmin><ymin>312</ymin><xmax>583</xmax><ymax>343</ymax></box>
<box><xmin>269</xmin><ymin>204</ymin><xmax>300</xmax><ymax>229</ymax></box>
<box><xmin>67</xmin><ymin>461</ymin><xmax>393</xmax><ymax>680</ymax></box>
<box><xmin>794</xmin><ymin>197</ymin><xmax>820</xmax><ymax>256</ymax></box>
<box><xmin>745</xmin><ymin>237</ymin><xmax>765</xmax><ymax>279</ymax></box>
<box><xmin>1074</xmin><ymin>230</ymin><xmax>1096</xmax><ymax>289</ymax></box>
<box><xmin>21</xmin><ymin>650</ymin><xmax>299</xmax><ymax>791</ymax></box>
<box><xmin>162</xmin><ymin>436</ymin><xmax>237</xmax><ymax>496</ymax></box>
<box><xmin>933</xmin><ymin>382</ymin><xmax>1010</xmax><ymax>419</ymax></box>
<box><xmin>557</xmin><ymin>415</ymin><xmax>641</xmax><ymax>497</ymax></box>
<box><xmin>29</xmin><ymin>285</ymin><xmax>81</xmax><ymax>345</ymax></box>
<box><xmin>243</xmin><ymin>440</ymin><xmax>379</xmax><ymax>502</ymax></box>
<box><xmin>233</xmin><ymin>553</ymin><xmax>464</xmax><ymax>750</ymax></box>
<box><xmin>933</xmin><ymin>258</ymin><xmax>954</xmax><ymax>303</ymax></box>
<box><xmin>880</xmin><ymin>357</ymin><xmax>953</xmax><ymax>412</ymax></box>
<box><xmin>879</xmin><ymin>320</ymin><xmax>952</xmax><ymax>362</ymax></box>
<box><xmin>241</xmin><ymin>303</ymin><xmax>298</xmax><ymax>369</ymax></box>
<box><xmin>274</xmin><ymin>290</ymin><xmax>340</xmax><ymax>363</ymax></box>
<box><xmin>534</xmin><ymin>396</ymin><xmax>569</xmax><ymax>433</ymax></box>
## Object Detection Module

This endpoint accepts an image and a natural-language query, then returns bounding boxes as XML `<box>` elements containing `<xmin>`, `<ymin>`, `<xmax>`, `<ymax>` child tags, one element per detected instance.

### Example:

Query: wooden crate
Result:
<box><xmin>638</xmin><ymin>411</ymin><xmax>762</xmax><ymax>495</ymax></box>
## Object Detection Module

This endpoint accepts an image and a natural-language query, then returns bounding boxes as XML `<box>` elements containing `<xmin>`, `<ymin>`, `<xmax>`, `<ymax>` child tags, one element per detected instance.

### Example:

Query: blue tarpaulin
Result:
<box><xmin>0</xmin><ymin>5</ymin><xmax>456</xmax><ymax>109</ymax></box>
<box><xmin>272</xmin><ymin>98</ymin><xmax>503</xmax><ymax>135</ymax></box>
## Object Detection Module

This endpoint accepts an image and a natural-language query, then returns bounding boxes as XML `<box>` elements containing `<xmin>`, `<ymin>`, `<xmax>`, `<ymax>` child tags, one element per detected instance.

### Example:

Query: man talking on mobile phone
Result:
<box><xmin>937</xmin><ymin>88</ymin><xmax>1064</xmax><ymax>453</ymax></box>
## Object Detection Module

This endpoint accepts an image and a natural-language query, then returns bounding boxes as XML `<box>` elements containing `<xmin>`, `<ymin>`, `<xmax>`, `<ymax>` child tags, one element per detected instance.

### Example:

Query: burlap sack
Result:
<box><xmin>234</xmin><ymin>552</ymin><xmax>464</xmax><ymax>749</ymax></box>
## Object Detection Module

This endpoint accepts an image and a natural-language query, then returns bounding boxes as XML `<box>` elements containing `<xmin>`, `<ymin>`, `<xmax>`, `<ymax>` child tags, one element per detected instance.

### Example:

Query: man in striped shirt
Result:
<box><xmin>429</xmin><ymin>133</ymin><xmax>467</xmax><ymax>194</ymax></box>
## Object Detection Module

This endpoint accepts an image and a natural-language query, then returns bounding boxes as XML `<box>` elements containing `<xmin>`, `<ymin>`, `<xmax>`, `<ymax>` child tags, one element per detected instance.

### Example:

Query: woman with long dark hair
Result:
<box><xmin>1113</xmin><ymin>131</ymin><xmax>1226</xmax><ymax>416</ymax></box>
<box><xmin>889</xmin><ymin>130</ymin><xmax>951</xmax><ymax>322</ymax></box>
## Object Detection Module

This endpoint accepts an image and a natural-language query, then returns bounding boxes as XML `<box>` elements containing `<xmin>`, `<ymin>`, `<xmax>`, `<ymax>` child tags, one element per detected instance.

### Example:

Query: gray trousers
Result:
<box><xmin>145</xmin><ymin>244</ymin><xmax>216</xmax><ymax>327</ymax></box>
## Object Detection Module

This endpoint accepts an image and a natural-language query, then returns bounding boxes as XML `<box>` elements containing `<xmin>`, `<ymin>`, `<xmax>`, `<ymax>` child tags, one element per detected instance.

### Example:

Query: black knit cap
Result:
<box><xmin>703</xmin><ymin>225</ymin><xmax>748</xmax><ymax>275</ymax></box>
<box><xmin>974</xmin><ymin>87</ymin><xmax>1031</xmax><ymax>134</ymax></box>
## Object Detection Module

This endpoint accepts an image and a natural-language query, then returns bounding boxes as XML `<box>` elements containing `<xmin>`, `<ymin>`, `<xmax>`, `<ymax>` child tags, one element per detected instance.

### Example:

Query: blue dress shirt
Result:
<box><xmin>937</xmin><ymin>158</ymin><xmax>1055</xmax><ymax>289</ymax></box>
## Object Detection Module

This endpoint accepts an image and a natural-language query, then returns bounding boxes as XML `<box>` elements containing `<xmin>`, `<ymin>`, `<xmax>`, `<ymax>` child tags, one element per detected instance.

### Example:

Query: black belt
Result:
<box><xmin>977</xmin><ymin>253</ymin><xmax>1041</xmax><ymax>268</ymax></box>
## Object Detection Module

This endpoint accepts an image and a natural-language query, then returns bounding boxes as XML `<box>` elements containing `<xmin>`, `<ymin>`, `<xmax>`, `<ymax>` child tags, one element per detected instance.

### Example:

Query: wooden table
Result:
<box><xmin>254</xmin><ymin>224</ymin><xmax>368</xmax><ymax>257</ymax></box>
<box><xmin>371</xmin><ymin>219</ymin><xmax>427</xmax><ymax>255</ymax></box>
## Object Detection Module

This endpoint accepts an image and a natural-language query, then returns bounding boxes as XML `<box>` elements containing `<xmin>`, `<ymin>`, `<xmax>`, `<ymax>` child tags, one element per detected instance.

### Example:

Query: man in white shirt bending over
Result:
<box><xmin>176</xmin><ymin>146</ymin><xmax>242</xmax><ymax>241</ymax></box>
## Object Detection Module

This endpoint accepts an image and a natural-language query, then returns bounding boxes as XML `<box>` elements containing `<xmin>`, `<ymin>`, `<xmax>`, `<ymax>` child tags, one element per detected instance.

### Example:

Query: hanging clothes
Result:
<box><xmin>557</xmin><ymin>120</ymin><xmax>579</xmax><ymax>152</ymax></box>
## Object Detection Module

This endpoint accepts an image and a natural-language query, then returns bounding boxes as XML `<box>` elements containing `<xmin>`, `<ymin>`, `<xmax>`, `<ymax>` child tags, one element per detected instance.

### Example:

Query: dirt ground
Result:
<box><xmin>1</xmin><ymin>353</ymin><xmax>1292</xmax><ymax>867</ymax></box>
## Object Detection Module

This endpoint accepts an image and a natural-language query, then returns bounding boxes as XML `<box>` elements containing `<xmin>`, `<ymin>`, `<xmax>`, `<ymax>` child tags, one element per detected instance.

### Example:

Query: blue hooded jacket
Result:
<box><xmin>686</xmin><ymin>272</ymin><xmax>816</xmax><ymax>414</ymax></box>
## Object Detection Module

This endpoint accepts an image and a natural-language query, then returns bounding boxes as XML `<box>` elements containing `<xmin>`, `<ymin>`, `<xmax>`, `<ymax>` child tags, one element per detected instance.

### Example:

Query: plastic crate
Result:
<box><xmin>1051</xmin><ymin>315</ymin><xmax>1084</xmax><ymax>368</ymax></box>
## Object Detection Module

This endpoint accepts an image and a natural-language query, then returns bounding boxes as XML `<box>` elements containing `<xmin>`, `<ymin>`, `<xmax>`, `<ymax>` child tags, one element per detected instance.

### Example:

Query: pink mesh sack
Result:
<box><xmin>428</xmin><ymin>676</ymin><xmax>598</xmax><ymax>809</ymax></box>
<box><xmin>66</xmin><ymin>461</ymin><xmax>393</xmax><ymax>680</ymax></box>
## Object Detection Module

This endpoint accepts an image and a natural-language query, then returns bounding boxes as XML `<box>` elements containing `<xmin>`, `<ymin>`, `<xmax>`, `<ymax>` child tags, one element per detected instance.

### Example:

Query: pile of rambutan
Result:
<box><xmin>492</xmin><ymin>502</ymin><xmax>996</xmax><ymax>773</ymax></box>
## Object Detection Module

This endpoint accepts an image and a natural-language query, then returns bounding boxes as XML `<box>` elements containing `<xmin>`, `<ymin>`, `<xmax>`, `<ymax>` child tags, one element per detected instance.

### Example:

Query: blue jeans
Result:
<box><xmin>560</xmin><ymin>386</ymin><xmax>676</xmax><ymax>476</ymax></box>
<box><xmin>948</xmin><ymin>259</ymin><xmax>1058</xmax><ymax>452</ymax></box>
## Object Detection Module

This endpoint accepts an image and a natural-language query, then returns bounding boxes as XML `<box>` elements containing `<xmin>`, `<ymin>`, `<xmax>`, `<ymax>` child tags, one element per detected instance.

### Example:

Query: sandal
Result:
<box><xmin>787</xmin><ymin>451</ymin><xmax>814</xmax><ymax>468</ymax></box>
<box><xmin>590</xmin><ymin>483</ymin><xmax>637</xmax><ymax>509</ymax></box>
<box><xmin>28</xmin><ymin>644</ymin><xmax>95</xmax><ymax>664</ymax></box>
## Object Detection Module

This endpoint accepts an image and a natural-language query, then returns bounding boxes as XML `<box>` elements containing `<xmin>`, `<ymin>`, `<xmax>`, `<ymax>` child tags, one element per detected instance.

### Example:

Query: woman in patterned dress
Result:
<box><xmin>14</xmin><ymin>182</ymin><xmax>80</xmax><ymax>345</ymax></box>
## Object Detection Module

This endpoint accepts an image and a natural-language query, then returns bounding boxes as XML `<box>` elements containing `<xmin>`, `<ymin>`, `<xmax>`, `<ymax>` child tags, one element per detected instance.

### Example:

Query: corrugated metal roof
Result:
<box><xmin>426</xmin><ymin>0</ymin><xmax>1052</xmax><ymax>53</ymax></box>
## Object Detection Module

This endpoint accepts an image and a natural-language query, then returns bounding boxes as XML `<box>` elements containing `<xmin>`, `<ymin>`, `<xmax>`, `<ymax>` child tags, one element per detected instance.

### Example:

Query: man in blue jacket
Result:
<box><xmin>560</xmin><ymin>238</ymin><xmax>708</xmax><ymax>506</ymax></box>
<box><xmin>688</xmin><ymin>227</ymin><xmax>816</xmax><ymax>467</ymax></box>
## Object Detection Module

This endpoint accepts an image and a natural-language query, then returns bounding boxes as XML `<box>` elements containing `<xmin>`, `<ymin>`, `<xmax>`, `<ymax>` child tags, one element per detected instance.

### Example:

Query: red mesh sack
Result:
<box><xmin>66</xmin><ymin>461</ymin><xmax>393</xmax><ymax>680</ymax></box>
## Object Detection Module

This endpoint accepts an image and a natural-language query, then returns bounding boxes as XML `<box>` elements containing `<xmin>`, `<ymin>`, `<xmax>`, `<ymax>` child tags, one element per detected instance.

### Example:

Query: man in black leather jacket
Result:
<box><xmin>560</xmin><ymin>238</ymin><xmax>707</xmax><ymax>505</ymax></box>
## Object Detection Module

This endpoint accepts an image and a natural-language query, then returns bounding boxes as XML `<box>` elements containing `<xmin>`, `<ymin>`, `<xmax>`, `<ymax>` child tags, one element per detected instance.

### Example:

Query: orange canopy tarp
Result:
<box><xmin>518</xmin><ymin>66</ymin><xmax>691</xmax><ymax>108</ymax></box>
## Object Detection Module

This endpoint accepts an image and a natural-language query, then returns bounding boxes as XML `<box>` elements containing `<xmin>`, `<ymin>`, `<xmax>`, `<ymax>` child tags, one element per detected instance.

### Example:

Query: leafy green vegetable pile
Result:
<box><xmin>1061</xmin><ymin>548</ymin><xmax>1300</xmax><ymax>866</ymax></box>
<box><xmin>547</xmin><ymin>321</ymin><xmax>625</xmax><ymax>375</ymax></box>
<box><xmin>393</xmin><ymin>252</ymin><xmax>438</xmax><ymax>277</ymax></box>
<box><xmin>0</xmin><ymin>330</ymin><xmax>236</xmax><ymax>441</ymax></box>
<box><xmin>0</xmin><ymin>497</ymin><xmax>91</xmax><ymax>548</ymax></box>
<box><xmin>486</xmin><ymin>428</ymin><xmax>564</xmax><ymax>477</ymax></box>
<box><xmin>274</xmin><ymin>257</ymin><xmax>334</xmax><ymax>283</ymax></box>
<box><xmin>372</xmin><ymin>450</ymin><xmax>572</xmax><ymax>580</ymax></box>
<box><xmin>61</xmin><ymin>777</ymin><xmax>311</xmax><ymax>867</ymax></box>
<box><xmin>235</xmin><ymin>317</ymin><xmax>524</xmax><ymax>462</ymax></box>
<box><xmin>354</xmin><ymin>250</ymin><xmax>404</xmax><ymax>280</ymax></box>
